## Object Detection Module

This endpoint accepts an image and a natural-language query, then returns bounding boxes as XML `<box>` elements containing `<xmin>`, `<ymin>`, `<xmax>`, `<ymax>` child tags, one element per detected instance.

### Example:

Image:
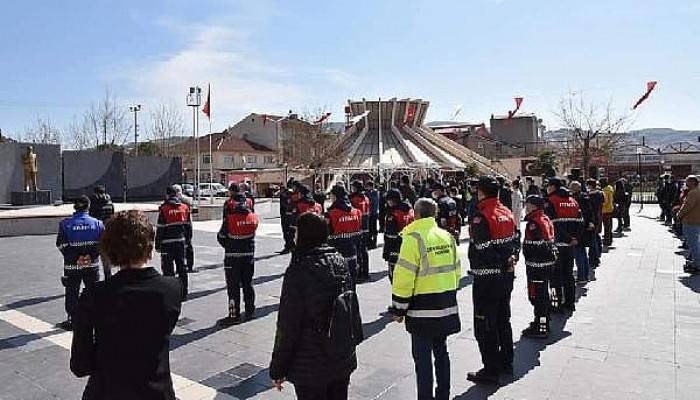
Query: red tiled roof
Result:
<box><xmin>173</xmin><ymin>133</ymin><xmax>275</xmax><ymax>153</ymax></box>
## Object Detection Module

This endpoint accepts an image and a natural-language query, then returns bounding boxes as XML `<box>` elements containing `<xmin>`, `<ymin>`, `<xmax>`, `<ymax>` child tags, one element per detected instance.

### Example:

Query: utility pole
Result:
<box><xmin>187</xmin><ymin>86</ymin><xmax>202</xmax><ymax>203</ymax></box>
<box><xmin>129</xmin><ymin>105</ymin><xmax>142</xmax><ymax>156</ymax></box>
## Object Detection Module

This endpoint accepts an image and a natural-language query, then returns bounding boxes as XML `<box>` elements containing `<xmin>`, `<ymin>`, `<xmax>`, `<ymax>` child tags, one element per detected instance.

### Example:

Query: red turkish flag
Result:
<box><xmin>202</xmin><ymin>84</ymin><xmax>211</xmax><ymax>119</ymax></box>
<box><xmin>313</xmin><ymin>112</ymin><xmax>332</xmax><ymax>124</ymax></box>
<box><xmin>404</xmin><ymin>103</ymin><xmax>417</xmax><ymax>125</ymax></box>
<box><xmin>633</xmin><ymin>81</ymin><xmax>658</xmax><ymax>110</ymax></box>
<box><xmin>514</xmin><ymin>97</ymin><xmax>523</xmax><ymax>109</ymax></box>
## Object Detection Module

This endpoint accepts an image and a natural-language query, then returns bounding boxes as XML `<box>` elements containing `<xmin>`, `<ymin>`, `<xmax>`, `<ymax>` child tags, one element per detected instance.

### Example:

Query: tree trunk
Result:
<box><xmin>582</xmin><ymin>136</ymin><xmax>591</xmax><ymax>179</ymax></box>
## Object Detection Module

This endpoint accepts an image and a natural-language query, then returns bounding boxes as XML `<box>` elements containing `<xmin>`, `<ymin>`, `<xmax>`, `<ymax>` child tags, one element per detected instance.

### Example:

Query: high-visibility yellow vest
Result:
<box><xmin>391</xmin><ymin>217</ymin><xmax>462</xmax><ymax>332</ymax></box>
<box><xmin>602</xmin><ymin>185</ymin><xmax>615</xmax><ymax>214</ymax></box>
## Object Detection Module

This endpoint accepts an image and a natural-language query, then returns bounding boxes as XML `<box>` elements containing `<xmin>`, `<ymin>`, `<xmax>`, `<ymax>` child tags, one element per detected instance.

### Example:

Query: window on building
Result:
<box><xmin>202</xmin><ymin>154</ymin><xmax>212</xmax><ymax>164</ymax></box>
<box><xmin>245</xmin><ymin>155</ymin><xmax>257</xmax><ymax>164</ymax></box>
<box><xmin>224</xmin><ymin>155</ymin><xmax>234</xmax><ymax>166</ymax></box>
<box><xmin>264</xmin><ymin>155</ymin><xmax>275</xmax><ymax>164</ymax></box>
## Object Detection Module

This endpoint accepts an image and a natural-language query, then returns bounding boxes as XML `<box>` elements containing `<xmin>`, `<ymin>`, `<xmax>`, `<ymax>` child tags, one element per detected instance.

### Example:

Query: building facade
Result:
<box><xmin>170</xmin><ymin>133</ymin><xmax>278</xmax><ymax>184</ymax></box>
<box><xmin>490</xmin><ymin>113</ymin><xmax>543</xmax><ymax>145</ymax></box>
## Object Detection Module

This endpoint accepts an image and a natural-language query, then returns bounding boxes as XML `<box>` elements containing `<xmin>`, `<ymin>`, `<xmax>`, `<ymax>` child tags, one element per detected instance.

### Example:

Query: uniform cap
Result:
<box><xmin>166</xmin><ymin>185</ymin><xmax>177</xmax><ymax>196</ymax></box>
<box><xmin>229</xmin><ymin>183</ymin><xmax>240</xmax><ymax>193</ymax></box>
<box><xmin>547</xmin><ymin>176</ymin><xmax>564</xmax><ymax>188</ymax></box>
<box><xmin>525</xmin><ymin>195</ymin><xmax>545</xmax><ymax>208</ymax></box>
<box><xmin>330</xmin><ymin>184</ymin><xmax>347</xmax><ymax>198</ymax></box>
<box><xmin>432</xmin><ymin>182</ymin><xmax>445</xmax><ymax>191</ymax></box>
<box><xmin>385</xmin><ymin>188</ymin><xmax>402</xmax><ymax>201</ymax></box>
<box><xmin>351</xmin><ymin>180</ymin><xmax>364</xmax><ymax>191</ymax></box>
<box><xmin>477</xmin><ymin>176</ymin><xmax>500</xmax><ymax>195</ymax></box>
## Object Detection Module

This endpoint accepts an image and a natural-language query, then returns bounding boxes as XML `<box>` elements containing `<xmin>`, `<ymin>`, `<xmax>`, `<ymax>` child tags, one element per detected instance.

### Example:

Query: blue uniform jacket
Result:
<box><xmin>56</xmin><ymin>211</ymin><xmax>104</xmax><ymax>269</ymax></box>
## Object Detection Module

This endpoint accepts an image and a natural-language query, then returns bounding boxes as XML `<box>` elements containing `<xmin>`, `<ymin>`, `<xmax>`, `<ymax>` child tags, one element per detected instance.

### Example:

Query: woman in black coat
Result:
<box><xmin>613</xmin><ymin>180</ymin><xmax>629</xmax><ymax>233</ymax></box>
<box><xmin>70</xmin><ymin>210</ymin><xmax>182</xmax><ymax>400</ymax></box>
<box><xmin>269</xmin><ymin>212</ymin><xmax>357</xmax><ymax>400</ymax></box>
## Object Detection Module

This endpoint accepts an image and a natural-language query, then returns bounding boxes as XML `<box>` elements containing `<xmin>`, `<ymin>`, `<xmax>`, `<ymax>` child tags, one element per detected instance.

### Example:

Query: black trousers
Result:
<box><xmin>281</xmin><ymin>213</ymin><xmax>294</xmax><ymax>250</ymax></box>
<box><xmin>224</xmin><ymin>257</ymin><xmax>255</xmax><ymax>315</ymax></box>
<box><xmin>62</xmin><ymin>268</ymin><xmax>99</xmax><ymax>319</ymax></box>
<box><xmin>552</xmin><ymin>246</ymin><xmax>575</xmax><ymax>308</ymax></box>
<box><xmin>368</xmin><ymin>215</ymin><xmax>378</xmax><ymax>249</ymax></box>
<box><xmin>526</xmin><ymin>266</ymin><xmax>551</xmax><ymax>327</ymax></box>
<box><xmin>294</xmin><ymin>376</ymin><xmax>350</xmax><ymax>400</ymax></box>
<box><xmin>357</xmin><ymin>236</ymin><xmax>369</xmax><ymax>279</ymax></box>
<box><xmin>161</xmin><ymin>244</ymin><xmax>188</xmax><ymax>299</ymax></box>
<box><xmin>602</xmin><ymin>213</ymin><xmax>613</xmax><ymax>246</ymax></box>
<box><xmin>186</xmin><ymin>242</ymin><xmax>194</xmax><ymax>271</ymax></box>
<box><xmin>472</xmin><ymin>275</ymin><xmax>514</xmax><ymax>373</ymax></box>
<box><xmin>623</xmin><ymin>203</ymin><xmax>631</xmax><ymax>228</ymax></box>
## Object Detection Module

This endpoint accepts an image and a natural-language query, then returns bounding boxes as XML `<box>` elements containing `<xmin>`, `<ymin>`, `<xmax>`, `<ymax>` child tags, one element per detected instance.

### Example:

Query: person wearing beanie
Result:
<box><xmin>467</xmin><ymin>176</ymin><xmax>519</xmax><ymax>383</ymax></box>
<box><xmin>56</xmin><ymin>195</ymin><xmax>104</xmax><ymax>330</ymax></box>
<box><xmin>521</xmin><ymin>195</ymin><xmax>557</xmax><ymax>338</ymax></box>
<box><xmin>325</xmin><ymin>184</ymin><xmax>362</xmax><ymax>284</ymax></box>
<box><xmin>382</xmin><ymin>188</ymin><xmax>414</xmax><ymax>282</ymax></box>
<box><xmin>155</xmin><ymin>186</ymin><xmax>192</xmax><ymax>300</ymax></box>
<box><xmin>545</xmin><ymin>177</ymin><xmax>584</xmax><ymax>313</ymax></box>
<box><xmin>432</xmin><ymin>182</ymin><xmax>461</xmax><ymax>241</ymax></box>
<box><xmin>349</xmin><ymin>180</ymin><xmax>371</xmax><ymax>281</ymax></box>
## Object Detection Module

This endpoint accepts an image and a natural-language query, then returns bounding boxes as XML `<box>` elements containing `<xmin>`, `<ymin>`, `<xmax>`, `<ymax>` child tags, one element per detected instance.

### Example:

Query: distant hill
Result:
<box><xmin>544</xmin><ymin>128</ymin><xmax>700</xmax><ymax>148</ymax></box>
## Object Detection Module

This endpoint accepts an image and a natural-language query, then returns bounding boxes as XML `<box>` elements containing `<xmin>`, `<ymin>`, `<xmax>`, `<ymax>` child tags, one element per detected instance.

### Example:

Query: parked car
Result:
<box><xmin>180</xmin><ymin>183</ymin><xmax>195</xmax><ymax>197</ymax></box>
<box><xmin>197</xmin><ymin>183</ymin><xmax>227</xmax><ymax>197</ymax></box>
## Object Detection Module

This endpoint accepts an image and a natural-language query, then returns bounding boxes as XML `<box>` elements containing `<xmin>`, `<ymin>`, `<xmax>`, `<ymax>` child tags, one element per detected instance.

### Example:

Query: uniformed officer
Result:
<box><xmin>294</xmin><ymin>185</ymin><xmax>323</xmax><ymax>215</ymax></box>
<box><xmin>56</xmin><ymin>195</ymin><xmax>103</xmax><ymax>330</ymax></box>
<box><xmin>313</xmin><ymin>182</ymin><xmax>327</xmax><ymax>213</ymax></box>
<box><xmin>155</xmin><ymin>186</ymin><xmax>192</xmax><ymax>300</ymax></box>
<box><xmin>325</xmin><ymin>185</ymin><xmax>362</xmax><ymax>284</ymax></box>
<box><xmin>217</xmin><ymin>192</ymin><xmax>259</xmax><ymax>324</ymax></box>
<box><xmin>496</xmin><ymin>176</ymin><xmax>514</xmax><ymax>211</ymax></box>
<box><xmin>390</xmin><ymin>198</ymin><xmax>461</xmax><ymax>400</ymax></box>
<box><xmin>88</xmin><ymin>184</ymin><xmax>115</xmax><ymax>279</ymax></box>
<box><xmin>545</xmin><ymin>177</ymin><xmax>584</xmax><ymax>313</ymax></box>
<box><xmin>366</xmin><ymin>181</ymin><xmax>380</xmax><ymax>249</ymax></box>
<box><xmin>383</xmin><ymin>188</ymin><xmax>415</xmax><ymax>282</ymax></box>
<box><xmin>240</xmin><ymin>181</ymin><xmax>256</xmax><ymax>212</ymax></box>
<box><xmin>350</xmin><ymin>180</ymin><xmax>371</xmax><ymax>281</ymax></box>
<box><xmin>521</xmin><ymin>195</ymin><xmax>557</xmax><ymax>338</ymax></box>
<box><xmin>173</xmin><ymin>184</ymin><xmax>196</xmax><ymax>273</ymax></box>
<box><xmin>432</xmin><ymin>183</ymin><xmax>461</xmax><ymax>241</ymax></box>
<box><xmin>278</xmin><ymin>179</ymin><xmax>295</xmax><ymax>253</ymax></box>
<box><xmin>467</xmin><ymin>176</ymin><xmax>519</xmax><ymax>383</ymax></box>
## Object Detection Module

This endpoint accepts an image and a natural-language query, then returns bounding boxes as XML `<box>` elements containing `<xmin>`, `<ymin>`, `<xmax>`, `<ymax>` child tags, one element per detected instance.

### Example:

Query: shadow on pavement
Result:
<box><xmin>454</xmin><ymin>314</ymin><xmax>572</xmax><ymax>399</ymax></box>
<box><xmin>680</xmin><ymin>275</ymin><xmax>700</xmax><ymax>294</ymax></box>
<box><xmin>220</xmin><ymin>367</ymin><xmax>272</xmax><ymax>399</ymax></box>
<box><xmin>186</xmin><ymin>273</ymin><xmax>286</xmax><ymax>302</ymax></box>
<box><xmin>0</xmin><ymin>294</ymin><xmax>64</xmax><ymax>310</ymax></box>
<box><xmin>363</xmin><ymin>311</ymin><xmax>394</xmax><ymax>339</ymax></box>
<box><xmin>0</xmin><ymin>328</ymin><xmax>63</xmax><ymax>350</ymax></box>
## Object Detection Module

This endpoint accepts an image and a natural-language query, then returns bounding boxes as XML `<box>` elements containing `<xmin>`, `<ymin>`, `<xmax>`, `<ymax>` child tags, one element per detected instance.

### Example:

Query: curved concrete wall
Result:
<box><xmin>63</xmin><ymin>150</ymin><xmax>125</xmax><ymax>200</ymax></box>
<box><xmin>126</xmin><ymin>155</ymin><xmax>182</xmax><ymax>200</ymax></box>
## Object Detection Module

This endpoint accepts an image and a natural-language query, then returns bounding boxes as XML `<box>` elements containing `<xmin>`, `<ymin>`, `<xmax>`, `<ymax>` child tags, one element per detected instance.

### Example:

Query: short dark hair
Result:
<box><xmin>585</xmin><ymin>178</ymin><xmax>598</xmax><ymax>188</ymax></box>
<box><xmin>100</xmin><ymin>210</ymin><xmax>154</xmax><ymax>267</ymax></box>
<box><xmin>74</xmin><ymin>195</ymin><xmax>90</xmax><ymax>211</ymax></box>
<box><xmin>296</xmin><ymin>212</ymin><xmax>329</xmax><ymax>251</ymax></box>
<box><xmin>687</xmin><ymin>175</ymin><xmax>699</xmax><ymax>186</ymax></box>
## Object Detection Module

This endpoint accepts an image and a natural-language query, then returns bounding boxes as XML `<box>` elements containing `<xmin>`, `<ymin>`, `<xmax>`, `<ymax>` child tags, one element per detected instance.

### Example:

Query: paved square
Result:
<box><xmin>0</xmin><ymin>201</ymin><xmax>698</xmax><ymax>399</ymax></box>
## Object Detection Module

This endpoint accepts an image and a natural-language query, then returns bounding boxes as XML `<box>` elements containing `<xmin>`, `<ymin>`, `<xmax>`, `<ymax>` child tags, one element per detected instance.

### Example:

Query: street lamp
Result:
<box><xmin>636</xmin><ymin>147</ymin><xmax>643</xmax><ymax>207</ymax></box>
<box><xmin>129</xmin><ymin>105</ymin><xmax>142</xmax><ymax>156</ymax></box>
<box><xmin>187</xmin><ymin>86</ymin><xmax>202</xmax><ymax>200</ymax></box>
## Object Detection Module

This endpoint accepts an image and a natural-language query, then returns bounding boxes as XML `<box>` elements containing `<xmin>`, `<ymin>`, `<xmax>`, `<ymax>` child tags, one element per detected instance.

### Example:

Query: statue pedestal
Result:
<box><xmin>10</xmin><ymin>190</ymin><xmax>52</xmax><ymax>206</ymax></box>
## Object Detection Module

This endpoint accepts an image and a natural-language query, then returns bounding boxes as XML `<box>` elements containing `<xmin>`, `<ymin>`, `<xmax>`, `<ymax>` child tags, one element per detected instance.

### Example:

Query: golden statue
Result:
<box><xmin>22</xmin><ymin>146</ymin><xmax>39</xmax><ymax>191</ymax></box>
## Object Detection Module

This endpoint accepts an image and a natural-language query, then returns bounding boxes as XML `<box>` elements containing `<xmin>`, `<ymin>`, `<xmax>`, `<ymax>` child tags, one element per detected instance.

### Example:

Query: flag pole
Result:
<box><xmin>207</xmin><ymin>84</ymin><xmax>213</xmax><ymax>204</ymax></box>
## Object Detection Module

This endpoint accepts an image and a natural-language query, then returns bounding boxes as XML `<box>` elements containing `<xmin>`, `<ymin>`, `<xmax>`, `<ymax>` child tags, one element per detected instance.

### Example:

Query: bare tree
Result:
<box><xmin>555</xmin><ymin>92</ymin><xmax>632</xmax><ymax>177</ymax></box>
<box><xmin>21</xmin><ymin>117</ymin><xmax>62</xmax><ymax>145</ymax></box>
<box><xmin>149</xmin><ymin>103</ymin><xmax>185</xmax><ymax>156</ymax></box>
<box><xmin>66</xmin><ymin>88</ymin><xmax>130</xmax><ymax>150</ymax></box>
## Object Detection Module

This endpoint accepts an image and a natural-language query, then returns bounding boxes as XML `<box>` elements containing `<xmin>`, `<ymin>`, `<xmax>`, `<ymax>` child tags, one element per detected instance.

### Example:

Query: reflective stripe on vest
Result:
<box><xmin>406</xmin><ymin>305</ymin><xmax>459</xmax><ymax>318</ymax></box>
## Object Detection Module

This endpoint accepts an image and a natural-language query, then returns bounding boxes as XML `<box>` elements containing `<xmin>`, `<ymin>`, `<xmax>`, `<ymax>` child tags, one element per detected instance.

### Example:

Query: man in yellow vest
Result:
<box><xmin>600</xmin><ymin>177</ymin><xmax>615</xmax><ymax>250</ymax></box>
<box><xmin>390</xmin><ymin>198</ymin><xmax>461</xmax><ymax>400</ymax></box>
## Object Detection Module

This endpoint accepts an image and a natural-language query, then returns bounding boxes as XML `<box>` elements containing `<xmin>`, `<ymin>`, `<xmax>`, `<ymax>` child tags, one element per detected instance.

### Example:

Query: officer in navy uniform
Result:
<box><xmin>349</xmin><ymin>180</ymin><xmax>371</xmax><ymax>281</ymax></box>
<box><xmin>545</xmin><ymin>177</ymin><xmax>584</xmax><ymax>313</ymax></box>
<box><xmin>88</xmin><ymin>184</ymin><xmax>115</xmax><ymax>279</ymax></box>
<box><xmin>433</xmin><ymin>182</ymin><xmax>461</xmax><ymax>241</ymax></box>
<box><xmin>521</xmin><ymin>195</ymin><xmax>558</xmax><ymax>338</ymax></box>
<box><xmin>467</xmin><ymin>177</ymin><xmax>520</xmax><ymax>383</ymax></box>
<box><xmin>278</xmin><ymin>179</ymin><xmax>295</xmax><ymax>254</ymax></box>
<box><xmin>155</xmin><ymin>186</ymin><xmax>192</xmax><ymax>300</ymax></box>
<box><xmin>325</xmin><ymin>185</ymin><xmax>362</xmax><ymax>284</ymax></box>
<box><xmin>382</xmin><ymin>188</ymin><xmax>414</xmax><ymax>282</ymax></box>
<box><xmin>218</xmin><ymin>192</ymin><xmax>259</xmax><ymax>324</ymax></box>
<box><xmin>56</xmin><ymin>195</ymin><xmax>104</xmax><ymax>330</ymax></box>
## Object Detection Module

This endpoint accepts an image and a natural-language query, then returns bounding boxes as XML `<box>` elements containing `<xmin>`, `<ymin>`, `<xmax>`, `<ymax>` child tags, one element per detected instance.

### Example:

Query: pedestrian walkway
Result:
<box><xmin>0</xmin><ymin>205</ymin><xmax>698</xmax><ymax>399</ymax></box>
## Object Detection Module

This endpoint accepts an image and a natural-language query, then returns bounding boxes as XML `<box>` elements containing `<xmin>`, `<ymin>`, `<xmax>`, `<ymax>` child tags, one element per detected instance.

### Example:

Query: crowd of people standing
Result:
<box><xmin>53</xmin><ymin>170</ymin><xmax>673</xmax><ymax>399</ymax></box>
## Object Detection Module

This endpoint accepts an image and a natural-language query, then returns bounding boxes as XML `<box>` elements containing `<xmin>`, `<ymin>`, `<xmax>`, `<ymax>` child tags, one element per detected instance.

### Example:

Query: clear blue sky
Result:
<box><xmin>1</xmin><ymin>0</ymin><xmax>698</xmax><ymax>142</ymax></box>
